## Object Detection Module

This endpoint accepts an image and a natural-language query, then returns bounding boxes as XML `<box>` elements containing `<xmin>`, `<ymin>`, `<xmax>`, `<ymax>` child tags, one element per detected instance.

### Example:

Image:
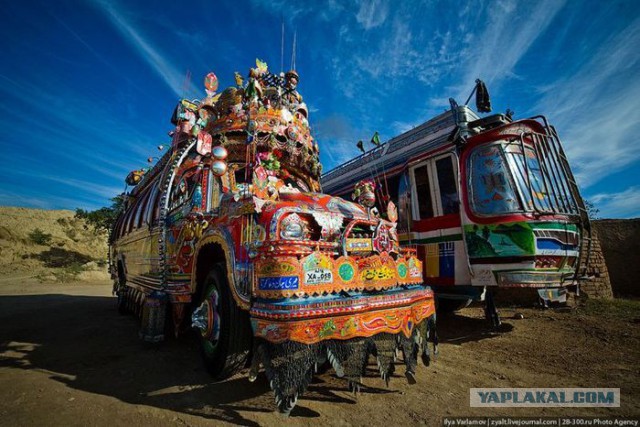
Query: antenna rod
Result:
<box><xmin>464</xmin><ymin>83</ymin><xmax>477</xmax><ymax>106</ymax></box>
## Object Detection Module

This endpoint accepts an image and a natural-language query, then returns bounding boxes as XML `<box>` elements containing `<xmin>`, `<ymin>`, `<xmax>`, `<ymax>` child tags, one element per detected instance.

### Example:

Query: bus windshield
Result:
<box><xmin>467</xmin><ymin>141</ymin><xmax>577</xmax><ymax>216</ymax></box>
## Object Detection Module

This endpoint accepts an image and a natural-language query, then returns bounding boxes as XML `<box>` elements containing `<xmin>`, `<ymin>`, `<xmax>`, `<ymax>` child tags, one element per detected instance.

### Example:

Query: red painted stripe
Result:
<box><xmin>412</xmin><ymin>214</ymin><xmax>461</xmax><ymax>232</ymax></box>
<box><xmin>426</xmin><ymin>277</ymin><xmax>455</xmax><ymax>286</ymax></box>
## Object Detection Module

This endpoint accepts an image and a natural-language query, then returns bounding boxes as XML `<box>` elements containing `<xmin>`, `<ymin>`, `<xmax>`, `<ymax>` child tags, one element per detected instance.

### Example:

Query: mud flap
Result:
<box><xmin>257</xmin><ymin>340</ymin><xmax>319</xmax><ymax>416</ymax></box>
<box><xmin>398</xmin><ymin>329</ymin><xmax>418</xmax><ymax>384</ymax></box>
<box><xmin>326</xmin><ymin>338</ymin><xmax>371</xmax><ymax>394</ymax></box>
<box><xmin>373</xmin><ymin>333</ymin><xmax>397</xmax><ymax>386</ymax></box>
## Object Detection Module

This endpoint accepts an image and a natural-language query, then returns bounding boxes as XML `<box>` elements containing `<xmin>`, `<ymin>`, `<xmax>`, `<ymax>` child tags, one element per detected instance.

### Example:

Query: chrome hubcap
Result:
<box><xmin>191</xmin><ymin>290</ymin><xmax>220</xmax><ymax>343</ymax></box>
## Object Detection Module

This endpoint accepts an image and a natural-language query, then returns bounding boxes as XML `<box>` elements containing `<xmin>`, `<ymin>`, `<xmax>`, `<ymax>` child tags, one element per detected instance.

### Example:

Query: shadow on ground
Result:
<box><xmin>0</xmin><ymin>293</ymin><xmax>367</xmax><ymax>423</ymax></box>
<box><xmin>31</xmin><ymin>248</ymin><xmax>94</xmax><ymax>268</ymax></box>
<box><xmin>0</xmin><ymin>292</ymin><xmax>523</xmax><ymax>422</ymax></box>
<box><xmin>437</xmin><ymin>309</ymin><xmax>513</xmax><ymax>345</ymax></box>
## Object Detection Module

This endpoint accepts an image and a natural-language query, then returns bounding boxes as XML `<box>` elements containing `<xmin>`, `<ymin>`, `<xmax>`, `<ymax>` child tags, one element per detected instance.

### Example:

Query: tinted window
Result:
<box><xmin>435</xmin><ymin>157</ymin><xmax>459</xmax><ymax>215</ymax></box>
<box><xmin>125</xmin><ymin>200</ymin><xmax>138</xmax><ymax>234</ymax></box>
<box><xmin>414</xmin><ymin>165</ymin><xmax>434</xmax><ymax>219</ymax></box>
<box><xmin>114</xmin><ymin>214</ymin><xmax>125</xmax><ymax>239</ymax></box>
<box><xmin>144</xmin><ymin>182</ymin><xmax>160</xmax><ymax>226</ymax></box>
<box><xmin>385</xmin><ymin>174</ymin><xmax>400</xmax><ymax>207</ymax></box>
<box><xmin>134</xmin><ymin>188</ymin><xmax>151</xmax><ymax>229</ymax></box>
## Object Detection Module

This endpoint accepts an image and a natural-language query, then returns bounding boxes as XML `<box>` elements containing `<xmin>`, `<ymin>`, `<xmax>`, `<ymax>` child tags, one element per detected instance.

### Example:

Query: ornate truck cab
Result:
<box><xmin>110</xmin><ymin>61</ymin><xmax>436</xmax><ymax>414</ymax></box>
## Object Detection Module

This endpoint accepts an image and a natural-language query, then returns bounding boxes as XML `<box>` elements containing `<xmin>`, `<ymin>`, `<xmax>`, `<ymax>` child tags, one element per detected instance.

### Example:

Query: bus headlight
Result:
<box><xmin>279</xmin><ymin>213</ymin><xmax>309</xmax><ymax>240</ymax></box>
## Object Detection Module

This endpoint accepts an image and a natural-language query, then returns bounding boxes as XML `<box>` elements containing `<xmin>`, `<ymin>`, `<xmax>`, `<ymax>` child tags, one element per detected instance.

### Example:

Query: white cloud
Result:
<box><xmin>4</xmin><ymin>166</ymin><xmax>123</xmax><ymax>200</ymax></box>
<box><xmin>390</xmin><ymin>120</ymin><xmax>415</xmax><ymax>135</ymax></box>
<box><xmin>356</xmin><ymin>0</ymin><xmax>389</xmax><ymax>30</ymax></box>
<box><xmin>0</xmin><ymin>73</ymin><xmax>153</xmax><ymax>189</ymax></box>
<box><xmin>589</xmin><ymin>186</ymin><xmax>640</xmax><ymax>219</ymax></box>
<box><xmin>0</xmin><ymin>190</ymin><xmax>83</xmax><ymax>210</ymax></box>
<box><xmin>51</xmin><ymin>12</ymin><xmax>143</xmax><ymax>94</ymax></box>
<box><xmin>249</xmin><ymin>0</ymin><xmax>345</xmax><ymax>23</ymax></box>
<box><xmin>94</xmin><ymin>1</ymin><xmax>198</xmax><ymax>99</ymax></box>
<box><xmin>454</xmin><ymin>0</ymin><xmax>566</xmax><ymax>100</ymax></box>
<box><xmin>535</xmin><ymin>16</ymin><xmax>640</xmax><ymax>189</ymax></box>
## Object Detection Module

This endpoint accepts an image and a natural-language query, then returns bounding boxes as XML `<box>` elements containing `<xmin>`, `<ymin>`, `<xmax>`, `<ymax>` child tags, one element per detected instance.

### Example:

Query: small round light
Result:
<box><xmin>212</xmin><ymin>145</ymin><xmax>228</xmax><ymax>160</ymax></box>
<box><xmin>286</xmin><ymin>125</ymin><xmax>298</xmax><ymax>141</ymax></box>
<box><xmin>211</xmin><ymin>160</ymin><xmax>228</xmax><ymax>176</ymax></box>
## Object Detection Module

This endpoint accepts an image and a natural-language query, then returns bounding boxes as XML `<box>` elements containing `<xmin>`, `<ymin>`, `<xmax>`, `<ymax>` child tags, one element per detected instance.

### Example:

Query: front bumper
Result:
<box><xmin>495</xmin><ymin>270</ymin><xmax>575</xmax><ymax>288</ymax></box>
<box><xmin>250</xmin><ymin>286</ymin><xmax>435</xmax><ymax>344</ymax></box>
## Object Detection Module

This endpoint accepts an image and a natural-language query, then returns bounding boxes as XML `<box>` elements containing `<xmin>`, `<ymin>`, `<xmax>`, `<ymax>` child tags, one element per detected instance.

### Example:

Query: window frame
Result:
<box><xmin>133</xmin><ymin>187</ymin><xmax>152</xmax><ymax>230</ymax></box>
<box><xmin>144</xmin><ymin>181</ymin><xmax>161</xmax><ymax>227</ymax></box>
<box><xmin>466</xmin><ymin>142</ymin><xmax>526</xmax><ymax>217</ymax></box>
<box><xmin>410</xmin><ymin>152</ymin><xmax>459</xmax><ymax>220</ymax></box>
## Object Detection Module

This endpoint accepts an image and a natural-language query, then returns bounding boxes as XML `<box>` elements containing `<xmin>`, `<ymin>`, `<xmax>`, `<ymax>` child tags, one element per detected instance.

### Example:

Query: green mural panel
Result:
<box><xmin>464</xmin><ymin>222</ymin><xmax>535</xmax><ymax>258</ymax></box>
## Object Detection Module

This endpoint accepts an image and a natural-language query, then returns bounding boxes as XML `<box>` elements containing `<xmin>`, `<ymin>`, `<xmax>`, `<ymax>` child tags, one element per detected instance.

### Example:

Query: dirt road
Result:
<box><xmin>1</xmin><ymin>280</ymin><xmax>639</xmax><ymax>426</ymax></box>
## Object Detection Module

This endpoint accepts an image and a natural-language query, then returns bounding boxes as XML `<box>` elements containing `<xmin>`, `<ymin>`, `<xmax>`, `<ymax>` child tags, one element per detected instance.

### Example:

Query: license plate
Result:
<box><xmin>305</xmin><ymin>269</ymin><xmax>333</xmax><ymax>285</ymax></box>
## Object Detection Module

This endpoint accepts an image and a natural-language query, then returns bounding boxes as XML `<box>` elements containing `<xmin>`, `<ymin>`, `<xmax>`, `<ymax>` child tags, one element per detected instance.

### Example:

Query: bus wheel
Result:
<box><xmin>116</xmin><ymin>271</ymin><xmax>128</xmax><ymax>315</ymax></box>
<box><xmin>436</xmin><ymin>297</ymin><xmax>472</xmax><ymax>314</ymax></box>
<box><xmin>192</xmin><ymin>264</ymin><xmax>251</xmax><ymax>379</ymax></box>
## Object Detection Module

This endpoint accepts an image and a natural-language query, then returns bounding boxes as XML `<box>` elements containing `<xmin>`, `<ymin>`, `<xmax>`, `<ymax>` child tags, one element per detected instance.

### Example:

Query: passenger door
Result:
<box><xmin>410</xmin><ymin>153</ymin><xmax>467</xmax><ymax>285</ymax></box>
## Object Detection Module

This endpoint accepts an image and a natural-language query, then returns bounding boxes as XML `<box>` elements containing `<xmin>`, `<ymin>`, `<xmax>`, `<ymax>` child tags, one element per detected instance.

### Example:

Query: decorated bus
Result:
<box><xmin>322</xmin><ymin>82</ymin><xmax>590</xmax><ymax>327</ymax></box>
<box><xmin>109</xmin><ymin>60</ymin><xmax>437</xmax><ymax>414</ymax></box>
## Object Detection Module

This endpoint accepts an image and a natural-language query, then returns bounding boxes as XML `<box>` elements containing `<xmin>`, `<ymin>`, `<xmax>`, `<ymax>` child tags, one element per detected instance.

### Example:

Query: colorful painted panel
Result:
<box><xmin>422</xmin><ymin>242</ymin><xmax>454</xmax><ymax>284</ymax></box>
<box><xmin>258</xmin><ymin>276</ymin><xmax>299</xmax><ymax>291</ymax></box>
<box><xmin>425</xmin><ymin>244</ymin><xmax>439</xmax><ymax>278</ymax></box>
<box><xmin>254</xmin><ymin>252</ymin><xmax>422</xmax><ymax>298</ymax></box>
<box><xmin>439</xmin><ymin>241</ymin><xmax>455</xmax><ymax>280</ymax></box>
<box><xmin>464</xmin><ymin>222</ymin><xmax>535</xmax><ymax>258</ymax></box>
<box><xmin>251</xmin><ymin>291</ymin><xmax>435</xmax><ymax>344</ymax></box>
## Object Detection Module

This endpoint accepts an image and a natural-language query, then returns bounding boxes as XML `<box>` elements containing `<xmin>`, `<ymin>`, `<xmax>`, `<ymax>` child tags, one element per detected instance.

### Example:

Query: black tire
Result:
<box><xmin>116</xmin><ymin>263</ymin><xmax>128</xmax><ymax>315</ymax></box>
<box><xmin>436</xmin><ymin>297</ymin><xmax>472</xmax><ymax>314</ymax></box>
<box><xmin>198</xmin><ymin>264</ymin><xmax>252</xmax><ymax>380</ymax></box>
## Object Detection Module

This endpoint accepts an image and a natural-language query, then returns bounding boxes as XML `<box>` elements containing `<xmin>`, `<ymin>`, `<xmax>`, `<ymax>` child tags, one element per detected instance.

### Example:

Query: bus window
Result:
<box><xmin>385</xmin><ymin>174</ymin><xmax>400</xmax><ymax>206</ymax></box>
<box><xmin>435</xmin><ymin>157</ymin><xmax>459</xmax><ymax>215</ymax></box>
<box><xmin>207</xmin><ymin>169</ymin><xmax>221</xmax><ymax>211</ymax></box>
<box><xmin>468</xmin><ymin>144</ymin><xmax>522</xmax><ymax>215</ymax></box>
<box><xmin>397</xmin><ymin>172</ymin><xmax>411</xmax><ymax>229</ymax></box>
<box><xmin>234</xmin><ymin>167</ymin><xmax>248</xmax><ymax>185</ymax></box>
<box><xmin>170</xmin><ymin>167</ymin><xmax>201</xmax><ymax>212</ymax></box>
<box><xmin>144</xmin><ymin>182</ymin><xmax>160</xmax><ymax>227</ymax></box>
<box><xmin>151</xmin><ymin>188</ymin><xmax>162</xmax><ymax>226</ymax></box>
<box><xmin>125</xmin><ymin>200</ymin><xmax>138</xmax><ymax>234</ymax></box>
<box><xmin>413</xmin><ymin>165</ymin><xmax>434</xmax><ymax>219</ymax></box>
<box><xmin>134</xmin><ymin>188</ymin><xmax>151</xmax><ymax>229</ymax></box>
<box><xmin>114</xmin><ymin>214</ymin><xmax>125</xmax><ymax>239</ymax></box>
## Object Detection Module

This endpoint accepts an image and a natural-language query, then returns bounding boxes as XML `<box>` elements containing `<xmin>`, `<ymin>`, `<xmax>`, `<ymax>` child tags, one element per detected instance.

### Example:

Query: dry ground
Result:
<box><xmin>1</xmin><ymin>278</ymin><xmax>639</xmax><ymax>426</ymax></box>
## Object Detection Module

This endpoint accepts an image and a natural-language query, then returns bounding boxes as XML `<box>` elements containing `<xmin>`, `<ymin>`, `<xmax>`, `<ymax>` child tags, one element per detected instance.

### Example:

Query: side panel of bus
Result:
<box><xmin>112</xmin><ymin>180</ymin><xmax>163</xmax><ymax>290</ymax></box>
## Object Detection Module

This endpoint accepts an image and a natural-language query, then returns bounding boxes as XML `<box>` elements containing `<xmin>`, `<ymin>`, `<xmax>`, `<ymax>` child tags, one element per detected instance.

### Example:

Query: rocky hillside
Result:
<box><xmin>0</xmin><ymin>207</ymin><xmax>110</xmax><ymax>282</ymax></box>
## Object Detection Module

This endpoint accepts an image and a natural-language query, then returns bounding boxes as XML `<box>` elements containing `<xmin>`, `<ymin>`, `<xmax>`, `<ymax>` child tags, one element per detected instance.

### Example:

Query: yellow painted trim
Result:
<box><xmin>193</xmin><ymin>232</ymin><xmax>251</xmax><ymax>310</ymax></box>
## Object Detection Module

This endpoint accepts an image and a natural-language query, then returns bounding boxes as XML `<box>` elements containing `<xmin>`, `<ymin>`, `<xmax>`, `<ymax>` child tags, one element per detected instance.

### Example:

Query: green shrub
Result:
<box><xmin>75</xmin><ymin>195</ymin><xmax>125</xmax><ymax>232</ymax></box>
<box><xmin>52</xmin><ymin>263</ymin><xmax>85</xmax><ymax>283</ymax></box>
<box><xmin>28</xmin><ymin>228</ymin><xmax>52</xmax><ymax>245</ymax></box>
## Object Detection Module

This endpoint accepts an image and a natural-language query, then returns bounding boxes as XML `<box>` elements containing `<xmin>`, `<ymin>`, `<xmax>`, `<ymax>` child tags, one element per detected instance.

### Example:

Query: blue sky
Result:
<box><xmin>0</xmin><ymin>0</ymin><xmax>638</xmax><ymax>218</ymax></box>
